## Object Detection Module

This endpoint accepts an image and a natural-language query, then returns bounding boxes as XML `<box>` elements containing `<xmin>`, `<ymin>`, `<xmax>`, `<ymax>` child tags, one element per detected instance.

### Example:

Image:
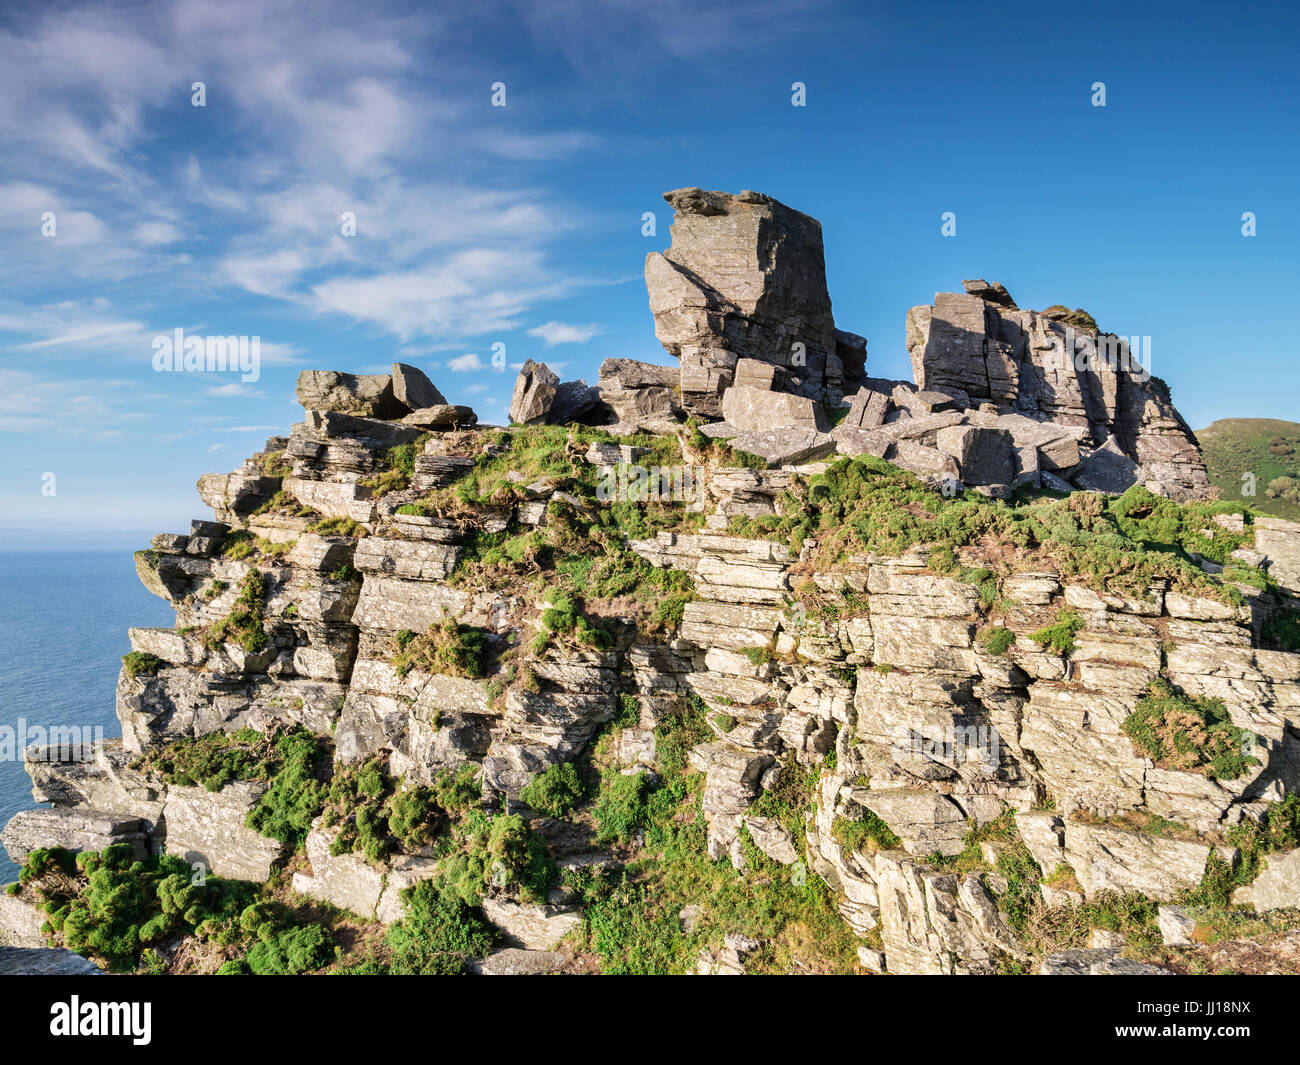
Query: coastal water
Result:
<box><xmin>0</xmin><ymin>552</ymin><xmax>174</xmax><ymax>884</ymax></box>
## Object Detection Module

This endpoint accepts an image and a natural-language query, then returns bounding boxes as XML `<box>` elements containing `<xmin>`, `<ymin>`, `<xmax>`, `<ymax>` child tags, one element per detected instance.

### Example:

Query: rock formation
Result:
<box><xmin>4</xmin><ymin>188</ymin><xmax>1296</xmax><ymax>978</ymax></box>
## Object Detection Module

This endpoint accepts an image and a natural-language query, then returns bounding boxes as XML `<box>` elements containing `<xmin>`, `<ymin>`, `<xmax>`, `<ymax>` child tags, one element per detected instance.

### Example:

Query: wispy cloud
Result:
<box><xmin>527</xmin><ymin>320</ymin><xmax>604</xmax><ymax>346</ymax></box>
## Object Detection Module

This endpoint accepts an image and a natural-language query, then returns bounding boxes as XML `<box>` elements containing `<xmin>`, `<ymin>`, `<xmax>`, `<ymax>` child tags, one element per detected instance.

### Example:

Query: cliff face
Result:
<box><xmin>3</xmin><ymin>190</ymin><xmax>1299</xmax><ymax>977</ymax></box>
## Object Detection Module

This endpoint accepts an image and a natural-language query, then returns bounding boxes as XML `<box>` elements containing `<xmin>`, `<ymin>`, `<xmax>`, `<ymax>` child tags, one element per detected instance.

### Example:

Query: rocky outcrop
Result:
<box><xmin>645</xmin><ymin>187</ymin><xmax>855</xmax><ymax>415</ymax></box>
<box><xmin>2</xmin><ymin>186</ymin><xmax>1294</xmax><ymax>979</ymax></box>
<box><xmin>633</xmin><ymin>187</ymin><xmax>1211</xmax><ymax>500</ymax></box>
<box><xmin>904</xmin><ymin>280</ymin><xmax>1211</xmax><ymax>500</ymax></box>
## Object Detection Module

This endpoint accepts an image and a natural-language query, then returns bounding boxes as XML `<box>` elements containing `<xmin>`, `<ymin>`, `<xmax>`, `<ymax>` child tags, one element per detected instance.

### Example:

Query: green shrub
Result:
<box><xmin>593</xmin><ymin>771</ymin><xmax>650</xmax><ymax>844</ymax></box>
<box><xmin>1262</xmin><ymin>610</ymin><xmax>1300</xmax><ymax>652</ymax></box>
<box><xmin>537</xmin><ymin>588</ymin><xmax>608</xmax><ymax>649</ymax></box>
<box><xmin>206</xmin><ymin>569</ymin><xmax>268</xmax><ymax>653</ymax></box>
<box><xmin>385</xmin><ymin>880</ymin><xmax>494</xmax><ymax>974</ymax></box>
<box><xmin>1029</xmin><ymin>608</ymin><xmax>1084</xmax><ymax>655</ymax></box>
<box><xmin>484</xmin><ymin>814</ymin><xmax>554</xmax><ymax>901</ymax></box>
<box><xmin>390</xmin><ymin>619</ymin><xmax>490</xmax><ymax>678</ymax></box>
<box><xmin>20</xmin><ymin>844</ymin><xmax>256</xmax><ymax>972</ymax></box>
<box><xmin>520</xmin><ymin>762</ymin><xmax>584</xmax><ymax>818</ymax></box>
<box><xmin>135</xmin><ymin>727</ymin><xmax>273</xmax><ymax>791</ymax></box>
<box><xmin>307</xmin><ymin>516</ymin><xmax>365</xmax><ymax>537</ymax></box>
<box><xmin>431</xmin><ymin>764</ymin><xmax>482</xmax><ymax>814</ymax></box>
<box><xmin>831</xmin><ymin>812</ymin><xmax>901</xmax><ymax>853</ymax></box>
<box><xmin>121</xmin><ymin>651</ymin><xmax>163</xmax><ymax>678</ymax></box>
<box><xmin>1122</xmin><ymin>678</ymin><xmax>1258</xmax><ymax>780</ymax></box>
<box><xmin>978</xmin><ymin>626</ymin><xmax>1015</xmax><ymax>656</ymax></box>
<box><xmin>245</xmin><ymin>728</ymin><xmax>329</xmax><ymax>849</ymax></box>
<box><xmin>235</xmin><ymin>924</ymin><xmax>335</xmax><ymax>975</ymax></box>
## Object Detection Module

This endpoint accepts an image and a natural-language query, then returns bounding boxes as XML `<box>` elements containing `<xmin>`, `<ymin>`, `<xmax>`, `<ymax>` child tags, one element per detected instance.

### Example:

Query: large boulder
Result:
<box><xmin>401</xmin><ymin>405</ymin><xmax>477</xmax><ymax>430</ymax></box>
<box><xmin>1</xmin><ymin>807</ymin><xmax>148</xmax><ymax>864</ymax></box>
<box><xmin>596</xmin><ymin>358</ymin><xmax>682</xmax><ymax>432</ymax></box>
<box><xmin>295</xmin><ymin>370</ymin><xmax>407</xmax><ymax>419</ymax></box>
<box><xmin>509</xmin><ymin>360</ymin><xmax>559</xmax><ymax>424</ymax></box>
<box><xmin>645</xmin><ymin>188</ymin><xmax>855</xmax><ymax>415</ymax></box>
<box><xmin>720</xmin><ymin>385</ymin><xmax>828</xmax><ymax>433</ymax></box>
<box><xmin>1233</xmin><ymin>848</ymin><xmax>1300</xmax><ymax>912</ymax></box>
<box><xmin>935</xmin><ymin>425</ymin><xmax>1015</xmax><ymax>486</ymax></box>
<box><xmin>391</xmin><ymin>362</ymin><xmax>446</xmax><ymax>410</ymax></box>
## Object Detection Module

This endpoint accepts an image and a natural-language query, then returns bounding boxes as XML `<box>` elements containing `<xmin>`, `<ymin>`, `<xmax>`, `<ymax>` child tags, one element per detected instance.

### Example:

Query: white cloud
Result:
<box><xmin>526</xmin><ymin>320</ymin><xmax>604</xmax><ymax>346</ymax></box>
<box><xmin>208</xmin><ymin>383</ymin><xmax>266</xmax><ymax>398</ymax></box>
<box><xmin>448</xmin><ymin>353</ymin><xmax>484</xmax><ymax>372</ymax></box>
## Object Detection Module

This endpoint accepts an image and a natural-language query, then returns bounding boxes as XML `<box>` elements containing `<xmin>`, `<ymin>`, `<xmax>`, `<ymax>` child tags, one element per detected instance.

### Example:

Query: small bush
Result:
<box><xmin>1029</xmin><ymin>608</ymin><xmax>1084</xmax><ymax>655</ymax></box>
<box><xmin>385</xmin><ymin>880</ymin><xmax>494</xmax><ymax>974</ymax></box>
<box><xmin>1122</xmin><ymin>678</ymin><xmax>1258</xmax><ymax>780</ymax></box>
<box><xmin>121</xmin><ymin>651</ymin><xmax>163</xmax><ymax>678</ymax></box>
<box><xmin>206</xmin><ymin>569</ymin><xmax>268</xmax><ymax>653</ymax></box>
<box><xmin>391</xmin><ymin>619</ymin><xmax>490</xmax><ymax>679</ymax></box>
<box><xmin>831</xmin><ymin>812</ymin><xmax>901</xmax><ymax>854</ymax></box>
<box><xmin>245</xmin><ymin>728</ymin><xmax>329</xmax><ymax>849</ymax></box>
<box><xmin>237</xmin><ymin>924</ymin><xmax>336</xmax><ymax>975</ymax></box>
<box><xmin>520</xmin><ymin>762</ymin><xmax>584</xmax><ymax>818</ymax></box>
<box><xmin>978</xmin><ymin>626</ymin><xmax>1015</xmax><ymax>656</ymax></box>
<box><xmin>593</xmin><ymin>772</ymin><xmax>650</xmax><ymax>844</ymax></box>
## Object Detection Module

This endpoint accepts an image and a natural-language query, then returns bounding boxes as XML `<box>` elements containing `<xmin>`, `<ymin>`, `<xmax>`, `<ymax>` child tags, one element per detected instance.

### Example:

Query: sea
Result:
<box><xmin>0</xmin><ymin>551</ymin><xmax>174</xmax><ymax>884</ymax></box>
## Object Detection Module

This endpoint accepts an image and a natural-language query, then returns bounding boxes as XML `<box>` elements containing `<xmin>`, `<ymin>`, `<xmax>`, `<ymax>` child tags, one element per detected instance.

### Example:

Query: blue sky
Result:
<box><xmin>1</xmin><ymin>0</ymin><xmax>1296</xmax><ymax>548</ymax></box>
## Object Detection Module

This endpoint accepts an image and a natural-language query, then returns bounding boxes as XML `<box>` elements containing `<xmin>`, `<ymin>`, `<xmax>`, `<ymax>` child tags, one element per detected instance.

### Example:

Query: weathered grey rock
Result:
<box><xmin>391</xmin><ymin>362</ymin><xmax>446</xmax><ymax>410</ymax></box>
<box><xmin>1</xmin><ymin>807</ymin><xmax>147</xmax><ymax>864</ymax></box>
<box><xmin>1070</xmin><ymin>438</ymin><xmax>1139</xmax><ymax>494</ymax></box>
<box><xmin>1063</xmin><ymin>822</ymin><xmax>1224</xmax><ymax>901</ymax></box>
<box><xmin>890</xmin><ymin>440</ymin><xmax>960</xmax><ymax>481</ymax></box>
<box><xmin>596</xmin><ymin>358</ymin><xmax>682</xmax><ymax>432</ymax></box>
<box><xmin>1158</xmin><ymin>904</ymin><xmax>1197</xmax><ymax>946</ymax></box>
<box><xmin>743</xmin><ymin>816</ymin><xmax>799</xmax><ymax>864</ymax></box>
<box><xmin>470</xmin><ymin>948</ymin><xmax>566</xmax><ymax>976</ymax></box>
<box><xmin>645</xmin><ymin>188</ymin><xmax>850</xmax><ymax>414</ymax></box>
<box><xmin>843</xmin><ymin>385</ymin><xmax>892</xmax><ymax>429</ymax></box>
<box><xmin>0</xmin><ymin>946</ymin><xmax>103</xmax><ymax>974</ymax></box>
<box><xmin>905</xmin><ymin>286</ymin><xmax>1209</xmax><ymax>501</ymax></box>
<box><xmin>291</xmin><ymin>820</ymin><xmax>386</xmax><ymax>918</ymax></box>
<box><xmin>550</xmin><ymin>379</ymin><xmax>602</xmax><ymax>424</ymax></box>
<box><xmin>162</xmin><ymin>781</ymin><xmax>284</xmax><ymax>882</ymax></box>
<box><xmin>509</xmin><ymin>360</ymin><xmax>559</xmax><ymax>424</ymax></box>
<box><xmin>401</xmin><ymin>404</ymin><xmax>477</xmax><ymax>430</ymax></box>
<box><xmin>0</xmin><ymin>892</ymin><xmax>48</xmax><ymax>948</ymax></box>
<box><xmin>726</xmin><ymin>427</ymin><xmax>836</xmax><ymax>468</ymax></box>
<box><xmin>962</xmin><ymin>278</ymin><xmax>1018</xmax><ymax>309</ymax></box>
<box><xmin>721</xmin><ymin>385</ymin><xmax>828</xmax><ymax>433</ymax></box>
<box><xmin>860</xmin><ymin>790</ymin><xmax>968</xmax><ymax>858</ymax></box>
<box><xmin>1255</xmin><ymin>516</ymin><xmax>1300</xmax><ymax>595</ymax></box>
<box><xmin>935</xmin><ymin>425</ymin><xmax>1014</xmax><ymax>486</ymax></box>
<box><xmin>480</xmin><ymin>897</ymin><xmax>581</xmax><ymax>950</ymax></box>
<box><xmin>296</xmin><ymin>370</ymin><xmax>405</xmax><ymax>419</ymax></box>
<box><xmin>1232</xmin><ymin>848</ymin><xmax>1300</xmax><ymax>912</ymax></box>
<box><xmin>1040</xmin><ymin>947</ymin><xmax>1170</xmax><ymax>975</ymax></box>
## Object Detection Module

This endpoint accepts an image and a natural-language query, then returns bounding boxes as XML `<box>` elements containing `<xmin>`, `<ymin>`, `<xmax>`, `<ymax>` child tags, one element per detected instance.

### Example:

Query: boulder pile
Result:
<box><xmin>512</xmin><ymin>187</ymin><xmax>1210</xmax><ymax>501</ymax></box>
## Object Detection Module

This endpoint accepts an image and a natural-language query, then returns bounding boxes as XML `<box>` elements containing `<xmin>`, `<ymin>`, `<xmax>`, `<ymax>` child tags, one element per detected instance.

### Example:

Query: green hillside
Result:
<box><xmin>1197</xmin><ymin>418</ymin><xmax>1300</xmax><ymax>521</ymax></box>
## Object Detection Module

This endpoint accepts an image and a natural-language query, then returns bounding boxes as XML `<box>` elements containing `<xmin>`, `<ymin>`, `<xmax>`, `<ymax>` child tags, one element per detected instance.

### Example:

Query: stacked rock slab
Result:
<box><xmin>905</xmin><ymin>280</ymin><xmax>1211</xmax><ymax>500</ymax></box>
<box><xmin>645</xmin><ymin>187</ymin><xmax>859</xmax><ymax>416</ymax></box>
